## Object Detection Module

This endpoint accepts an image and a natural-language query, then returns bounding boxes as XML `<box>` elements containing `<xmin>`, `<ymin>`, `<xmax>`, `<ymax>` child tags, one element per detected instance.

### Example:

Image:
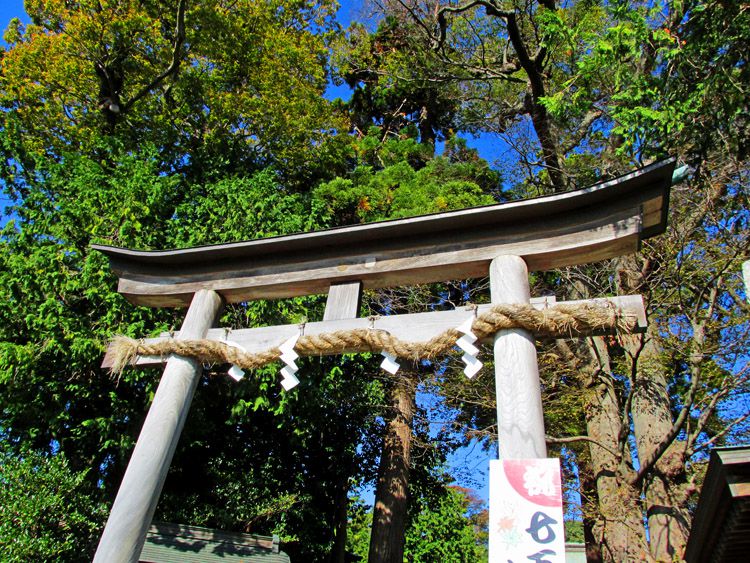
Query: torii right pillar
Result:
<box><xmin>489</xmin><ymin>255</ymin><xmax>565</xmax><ymax>561</ymax></box>
<box><xmin>491</xmin><ymin>255</ymin><xmax>547</xmax><ymax>458</ymax></box>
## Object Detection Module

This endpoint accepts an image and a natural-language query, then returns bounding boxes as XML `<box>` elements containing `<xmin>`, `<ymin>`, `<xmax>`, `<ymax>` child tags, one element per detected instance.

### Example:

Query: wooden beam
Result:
<box><xmin>101</xmin><ymin>295</ymin><xmax>646</xmax><ymax>369</ymax></box>
<box><xmin>323</xmin><ymin>281</ymin><xmax>362</xmax><ymax>321</ymax></box>
<box><xmin>94</xmin><ymin>290</ymin><xmax>224</xmax><ymax>563</ymax></box>
<box><xmin>92</xmin><ymin>159</ymin><xmax>675</xmax><ymax>307</ymax></box>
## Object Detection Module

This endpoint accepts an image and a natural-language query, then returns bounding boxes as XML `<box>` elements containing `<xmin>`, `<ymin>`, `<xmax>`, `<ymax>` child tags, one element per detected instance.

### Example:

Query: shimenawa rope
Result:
<box><xmin>109</xmin><ymin>302</ymin><xmax>636</xmax><ymax>375</ymax></box>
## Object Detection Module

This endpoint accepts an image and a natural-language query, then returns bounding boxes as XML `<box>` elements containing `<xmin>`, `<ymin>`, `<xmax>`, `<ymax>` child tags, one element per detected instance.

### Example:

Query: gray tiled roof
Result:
<box><xmin>139</xmin><ymin>522</ymin><xmax>291</xmax><ymax>563</ymax></box>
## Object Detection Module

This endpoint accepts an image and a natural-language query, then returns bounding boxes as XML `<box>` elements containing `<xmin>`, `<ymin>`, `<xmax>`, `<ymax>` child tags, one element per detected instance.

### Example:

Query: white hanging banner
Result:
<box><xmin>489</xmin><ymin>458</ymin><xmax>565</xmax><ymax>562</ymax></box>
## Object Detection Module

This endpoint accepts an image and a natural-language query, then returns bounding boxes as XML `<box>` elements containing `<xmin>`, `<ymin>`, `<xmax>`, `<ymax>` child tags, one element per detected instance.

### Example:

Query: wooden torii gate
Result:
<box><xmin>91</xmin><ymin>159</ymin><xmax>677</xmax><ymax>562</ymax></box>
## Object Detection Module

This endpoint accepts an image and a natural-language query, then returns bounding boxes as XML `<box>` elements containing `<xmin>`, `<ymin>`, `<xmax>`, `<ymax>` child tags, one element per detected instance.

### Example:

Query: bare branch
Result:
<box><xmin>629</xmin><ymin>287</ymin><xmax>717</xmax><ymax>487</ymax></box>
<box><xmin>546</xmin><ymin>434</ymin><xmax>620</xmax><ymax>459</ymax></box>
<box><xmin>692</xmin><ymin>412</ymin><xmax>750</xmax><ymax>453</ymax></box>
<box><xmin>562</xmin><ymin>108</ymin><xmax>604</xmax><ymax>154</ymax></box>
<box><xmin>433</xmin><ymin>0</ymin><xmax>513</xmax><ymax>50</ymax></box>
<box><xmin>392</xmin><ymin>0</ymin><xmax>437</xmax><ymax>45</ymax></box>
<box><xmin>688</xmin><ymin>363</ymin><xmax>749</xmax><ymax>452</ymax></box>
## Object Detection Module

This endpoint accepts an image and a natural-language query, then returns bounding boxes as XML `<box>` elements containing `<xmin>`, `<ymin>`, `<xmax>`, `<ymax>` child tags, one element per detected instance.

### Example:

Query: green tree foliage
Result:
<box><xmin>346</xmin><ymin>498</ymin><xmax>374</xmax><ymax>559</ymax></box>
<box><xmin>0</xmin><ymin>1</ymin><xmax>503</xmax><ymax>558</ymax></box>
<box><xmin>168</xmin><ymin>170</ymin><xmax>330</xmax><ymax>247</ymax></box>
<box><xmin>3</xmin><ymin>0</ymin><xmax>745</xmax><ymax>559</ymax></box>
<box><xmin>313</xmin><ymin>127</ymin><xmax>500</xmax><ymax>224</ymax></box>
<box><xmin>0</xmin><ymin>145</ymin><xmax>178</xmax><ymax>470</ymax></box>
<box><xmin>403</xmin><ymin>486</ymin><xmax>484</xmax><ymax>562</ymax></box>
<box><xmin>1</xmin><ymin>0</ymin><xmax>347</xmax><ymax>186</ymax></box>
<box><xmin>0</xmin><ymin>446</ymin><xmax>105</xmax><ymax>562</ymax></box>
<box><xmin>347</xmin><ymin>486</ymin><xmax>486</xmax><ymax>563</ymax></box>
<box><xmin>154</xmin><ymin>353</ymin><xmax>386</xmax><ymax>560</ymax></box>
<box><xmin>333</xmin><ymin>16</ymin><xmax>462</xmax><ymax>146</ymax></box>
<box><xmin>0</xmin><ymin>139</ymin><xmax>390</xmax><ymax>559</ymax></box>
<box><xmin>312</xmin><ymin>126</ymin><xmax>500</xmax><ymax>562</ymax></box>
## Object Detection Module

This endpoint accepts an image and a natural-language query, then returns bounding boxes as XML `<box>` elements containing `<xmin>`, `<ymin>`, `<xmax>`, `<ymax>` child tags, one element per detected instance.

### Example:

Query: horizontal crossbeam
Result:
<box><xmin>102</xmin><ymin>295</ymin><xmax>646</xmax><ymax>369</ymax></box>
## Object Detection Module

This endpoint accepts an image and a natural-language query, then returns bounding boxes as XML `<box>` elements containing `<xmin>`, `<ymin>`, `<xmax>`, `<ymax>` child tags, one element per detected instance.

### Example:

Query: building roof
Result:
<box><xmin>684</xmin><ymin>446</ymin><xmax>750</xmax><ymax>562</ymax></box>
<box><xmin>138</xmin><ymin>522</ymin><xmax>290</xmax><ymax>563</ymax></box>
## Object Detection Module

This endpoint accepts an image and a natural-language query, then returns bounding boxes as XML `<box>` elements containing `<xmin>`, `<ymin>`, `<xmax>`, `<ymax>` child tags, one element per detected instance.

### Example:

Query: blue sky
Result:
<box><xmin>0</xmin><ymin>1</ymin><xmax>28</xmax><ymax>32</ymax></box>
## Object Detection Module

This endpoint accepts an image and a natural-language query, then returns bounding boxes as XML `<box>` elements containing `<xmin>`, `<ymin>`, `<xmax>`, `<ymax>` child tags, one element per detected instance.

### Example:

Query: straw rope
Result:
<box><xmin>108</xmin><ymin>302</ymin><xmax>636</xmax><ymax>375</ymax></box>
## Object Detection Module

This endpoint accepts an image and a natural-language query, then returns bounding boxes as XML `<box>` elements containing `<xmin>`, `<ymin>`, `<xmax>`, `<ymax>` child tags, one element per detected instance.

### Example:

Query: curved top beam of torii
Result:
<box><xmin>93</xmin><ymin>158</ymin><xmax>676</xmax><ymax>308</ymax></box>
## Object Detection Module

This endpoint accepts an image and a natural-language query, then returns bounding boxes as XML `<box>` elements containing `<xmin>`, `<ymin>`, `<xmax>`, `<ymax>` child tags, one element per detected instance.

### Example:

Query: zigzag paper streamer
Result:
<box><xmin>278</xmin><ymin>333</ymin><xmax>300</xmax><ymax>390</ymax></box>
<box><xmin>380</xmin><ymin>352</ymin><xmax>400</xmax><ymax>375</ymax></box>
<box><xmin>462</xmin><ymin>353</ymin><xmax>483</xmax><ymax>378</ymax></box>
<box><xmin>219</xmin><ymin>339</ymin><xmax>247</xmax><ymax>382</ymax></box>
<box><xmin>280</xmin><ymin>366</ymin><xmax>300</xmax><ymax>391</ymax></box>
<box><xmin>456</xmin><ymin>317</ymin><xmax>483</xmax><ymax>379</ymax></box>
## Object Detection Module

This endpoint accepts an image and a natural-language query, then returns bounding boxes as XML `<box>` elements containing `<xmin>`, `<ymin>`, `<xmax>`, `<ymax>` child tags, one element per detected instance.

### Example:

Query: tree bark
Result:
<box><xmin>583</xmin><ymin>363</ymin><xmax>649</xmax><ymax>561</ymax></box>
<box><xmin>501</xmin><ymin>6</ymin><xmax>566</xmax><ymax>192</ymax></box>
<box><xmin>526</xmin><ymin>93</ymin><xmax>566</xmax><ymax>192</ymax></box>
<box><xmin>617</xmin><ymin>255</ymin><xmax>691</xmax><ymax>560</ymax></box>
<box><xmin>578</xmin><ymin>461</ymin><xmax>603</xmax><ymax>563</ymax></box>
<box><xmin>330</xmin><ymin>478</ymin><xmax>349</xmax><ymax>563</ymax></box>
<box><xmin>368</xmin><ymin>371</ymin><xmax>417</xmax><ymax>563</ymax></box>
<box><xmin>556</xmin><ymin>274</ymin><xmax>650</xmax><ymax>560</ymax></box>
<box><xmin>627</xmin><ymin>336</ymin><xmax>691</xmax><ymax>560</ymax></box>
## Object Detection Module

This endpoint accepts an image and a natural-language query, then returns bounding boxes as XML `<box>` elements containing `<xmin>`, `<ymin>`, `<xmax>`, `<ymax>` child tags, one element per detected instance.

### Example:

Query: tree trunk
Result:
<box><xmin>583</xmin><ymin>364</ymin><xmax>649</xmax><ymax>561</ymax></box>
<box><xmin>526</xmin><ymin>94</ymin><xmax>566</xmax><ymax>192</ymax></box>
<box><xmin>627</xmin><ymin>335</ymin><xmax>691</xmax><ymax>559</ymax></box>
<box><xmin>330</xmin><ymin>478</ymin><xmax>349</xmax><ymax>563</ymax></box>
<box><xmin>559</xmin><ymin>279</ymin><xmax>649</xmax><ymax>560</ymax></box>
<box><xmin>368</xmin><ymin>371</ymin><xmax>416</xmax><ymax>563</ymax></box>
<box><xmin>617</xmin><ymin>255</ymin><xmax>691</xmax><ymax>559</ymax></box>
<box><xmin>577</xmin><ymin>461</ymin><xmax>603</xmax><ymax>563</ymax></box>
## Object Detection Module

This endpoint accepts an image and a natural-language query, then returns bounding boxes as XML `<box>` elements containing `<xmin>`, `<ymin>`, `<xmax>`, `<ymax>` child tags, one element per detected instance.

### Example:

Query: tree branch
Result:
<box><xmin>688</xmin><ymin>363</ymin><xmax>749</xmax><ymax>453</ymax></box>
<box><xmin>123</xmin><ymin>0</ymin><xmax>187</xmax><ymax>113</ymax></box>
<box><xmin>562</xmin><ymin>108</ymin><xmax>603</xmax><ymax>154</ymax></box>
<box><xmin>692</xmin><ymin>412</ymin><xmax>750</xmax><ymax>453</ymax></box>
<box><xmin>433</xmin><ymin>0</ymin><xmax>513</xmax><ymax>51</ymax></box>
<box><xmin>546</xmin><ymin>434</ymin><xmax>620</xmax><ymax>459</ymax></box>
<box><xmin>500</xmin><ymin>5</ymin><xmax>565</xmax><ymax>191</ymax></box>
<box><xmin>629</xmin><ymin>284</ymin><xmax>719</xmax><ymax>487</ymax></box>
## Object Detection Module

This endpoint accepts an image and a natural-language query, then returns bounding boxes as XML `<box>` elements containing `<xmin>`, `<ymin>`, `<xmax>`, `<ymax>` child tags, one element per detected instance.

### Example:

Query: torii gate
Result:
<box><xmin>91</xmin><ymin>159</ymin><xmax>678</xmax><ymax>562</ymax></box>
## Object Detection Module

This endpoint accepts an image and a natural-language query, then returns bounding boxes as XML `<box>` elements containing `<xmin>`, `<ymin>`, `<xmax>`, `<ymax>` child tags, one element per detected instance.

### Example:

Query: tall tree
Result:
<box><xmin>0</xmin><ymin>2</ymin><xmax>387</xmax><ymax>560</ymax></box>
<box><xmin>0</xmin><ymin>445</ymin><xmax>106</xmax><ymax>561</ymax></box>
<box><xmin>333</xmin><ymin>15</ymin><xmax>462</xmax><ymax>147</ymax></box>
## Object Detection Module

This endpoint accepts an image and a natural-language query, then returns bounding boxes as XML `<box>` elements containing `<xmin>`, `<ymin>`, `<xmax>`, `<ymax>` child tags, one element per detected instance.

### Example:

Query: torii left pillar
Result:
<box><xmin>94</xmin><ymin>290</ymin><xmax>223</xmax><ymax>563</ymax></box>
